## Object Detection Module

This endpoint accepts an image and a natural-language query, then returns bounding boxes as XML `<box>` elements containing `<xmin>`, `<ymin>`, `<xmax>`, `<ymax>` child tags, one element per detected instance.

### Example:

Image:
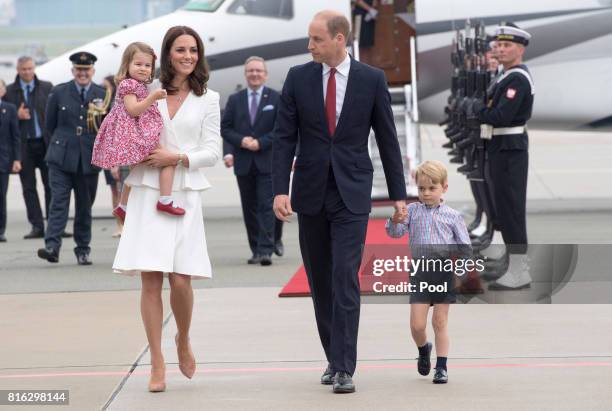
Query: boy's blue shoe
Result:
<box><xmin>417</xmin><ymin>342</ymin><xmax>432</xmax><ymax>376</ymax></box>
<box><xmin>433</xmin><ymin>367</ymin><xmax>448</xmax><ymax>384</ymax></box>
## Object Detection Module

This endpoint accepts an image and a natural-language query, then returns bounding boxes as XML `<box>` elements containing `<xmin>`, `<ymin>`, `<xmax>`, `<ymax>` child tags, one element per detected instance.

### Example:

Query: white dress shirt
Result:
<box><xmin>322</xmin><ymin>52</ymin><xmax>351</xmax><ymax>127</ymax></box>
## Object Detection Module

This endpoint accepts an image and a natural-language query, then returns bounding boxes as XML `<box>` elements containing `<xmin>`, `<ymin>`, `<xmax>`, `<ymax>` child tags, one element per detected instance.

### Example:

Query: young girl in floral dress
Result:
<box><xmin>92</xmin><ymin>42</ymin><xmax>185</xmax><ymax>221</ymax></box>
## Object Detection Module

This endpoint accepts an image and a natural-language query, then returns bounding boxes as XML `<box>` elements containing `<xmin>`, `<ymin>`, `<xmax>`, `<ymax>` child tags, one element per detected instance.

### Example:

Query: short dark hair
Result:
<box><xmin>160</xmin><ymin>26</ymin><xmax>210</xmax><ymax>97</ymax></box>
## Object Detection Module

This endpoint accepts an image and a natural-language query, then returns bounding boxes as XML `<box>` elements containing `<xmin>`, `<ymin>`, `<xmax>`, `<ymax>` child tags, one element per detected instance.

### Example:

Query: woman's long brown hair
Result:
<box><xmin>160</xmin><ymin>26</ymin><xmax>209</xmax><ymax>96</ymax></box>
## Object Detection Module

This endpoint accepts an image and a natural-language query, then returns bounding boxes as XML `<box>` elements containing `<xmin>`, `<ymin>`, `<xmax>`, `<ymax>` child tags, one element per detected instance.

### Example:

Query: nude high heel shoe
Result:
<box><xmin>148</xmin><ymin>365</ymin><xmax>166</xmax><ymax>392</ymax></box>
<box><xmin>175</xmin><ymin>334</ymin><xmax>196</xmax><ymax>379</ymax></box>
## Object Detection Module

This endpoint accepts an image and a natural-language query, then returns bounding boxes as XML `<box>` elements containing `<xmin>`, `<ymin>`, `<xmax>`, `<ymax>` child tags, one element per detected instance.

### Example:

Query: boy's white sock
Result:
<box><xmin>159</xmin><ymin>196</ymin><xmax>173</xmax><ymax>205</ymax></box>
<box><xmin>118</xmin><ymin>203</ymin><xmax>127</xmax><ymax>211</ymax></box>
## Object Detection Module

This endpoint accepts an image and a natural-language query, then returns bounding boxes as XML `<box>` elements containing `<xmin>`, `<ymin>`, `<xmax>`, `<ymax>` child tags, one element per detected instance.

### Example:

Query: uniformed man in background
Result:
<box><xmin>474</xmin><ymin>23</ymin><xmax>535</xmax><ymax>290</ymax></box>
<box><xmin>37</xmin><ymin>51</ymin><xmax>105</xmax><ymax>265</ymax></box>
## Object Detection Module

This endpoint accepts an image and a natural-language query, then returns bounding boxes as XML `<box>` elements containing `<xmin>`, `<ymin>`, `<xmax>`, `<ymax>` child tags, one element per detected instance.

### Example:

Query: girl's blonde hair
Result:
<box><xmin>415</xmin><ymin>160</ymin><xmax>448</xmax><ymax>185</ymax></box>
<box><xmin>115</xmin><ymin>42</ymin><xmax>156</xmax><ymax>85</ymax></box>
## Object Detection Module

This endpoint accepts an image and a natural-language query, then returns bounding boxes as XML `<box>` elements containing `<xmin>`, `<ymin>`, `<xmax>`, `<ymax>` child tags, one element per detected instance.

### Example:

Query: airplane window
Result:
<box><xmin>184</xmin><ymin>0</ymin><xmax>226</xmax><ymax>12</ymax></box>
<box><xmin>227</xmin><ymin>0</ymin><xmax>293</xmax><ymax>19</ymax></box>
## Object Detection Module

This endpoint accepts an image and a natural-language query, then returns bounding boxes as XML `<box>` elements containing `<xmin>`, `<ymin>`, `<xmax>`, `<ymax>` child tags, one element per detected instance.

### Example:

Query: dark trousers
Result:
<box><xmin>298</xmin><ymin>172</ymin><xmax>369</xmax><ymax>375</ymax></box>
<box><xmin>236</xmin><ymin>169</ymin><xmax>275</xmax><ymax>256</ymax></box>
<box><xmin>274</xmin><ymin>217</ymin><xmax>283</xmax><ymax>243</ymax></box>
<box><xmin>484</xmin><ymin>154</ymin><xmax>499</xmax><ymax>230</ymax></box>
<box><xmin>489</xmin><ymin>149</ymin><xmax>528</xmax><ymax>254</ymax></box>
<box><xmin>45</xmin><ymin>165</ymin><xmax>98</xmax><ymax>255</ymax></box>
<box><xmin>0</xmin><ymin>172</ymin><xmax>8</xmax><ymax>235</ymax></box>
<box><xmin>19</xmin><ymin>139</ymin><xmax>50</xmax><ymax>231</ymax></box>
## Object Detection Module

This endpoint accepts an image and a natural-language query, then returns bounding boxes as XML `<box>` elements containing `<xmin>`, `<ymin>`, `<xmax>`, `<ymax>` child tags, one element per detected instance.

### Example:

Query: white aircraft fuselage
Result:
<box><xmin>36</xmin><ymin>0</ymin><xmax>612</xmax><ymax>129</ymax></box>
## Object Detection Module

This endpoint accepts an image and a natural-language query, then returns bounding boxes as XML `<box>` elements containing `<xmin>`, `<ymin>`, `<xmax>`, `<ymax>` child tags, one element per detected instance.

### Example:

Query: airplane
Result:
<box><xmin>35</xmin><ymin>0</ymin><xmax>612</xmax><ymax>130</ymax></box>
<box><xmin>36</xmin><ymin>0</ymin><xmax>351</xmax><ymax>109</ymax></box>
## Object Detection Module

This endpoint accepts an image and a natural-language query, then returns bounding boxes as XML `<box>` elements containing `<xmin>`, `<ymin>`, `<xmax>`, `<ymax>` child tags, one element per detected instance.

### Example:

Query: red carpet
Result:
<box><xmin>279</xmin><ymin>219</ymin><xmax>408</xmax><ymax>297</ymax></box>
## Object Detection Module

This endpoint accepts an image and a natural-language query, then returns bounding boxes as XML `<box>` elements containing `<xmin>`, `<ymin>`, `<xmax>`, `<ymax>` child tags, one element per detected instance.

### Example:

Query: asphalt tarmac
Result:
<box><xmin>0</xmin><ymin>125</ymin><xmax>611</xmax><ymax>410</ymax></box>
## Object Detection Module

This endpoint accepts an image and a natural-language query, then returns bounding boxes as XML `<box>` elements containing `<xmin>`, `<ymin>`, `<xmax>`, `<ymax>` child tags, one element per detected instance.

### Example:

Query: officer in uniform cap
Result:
<box><xmin>474</xmin><ymin>22</ymin><xmax>535</xmax><ymax>290</ymax></box>
<box><xmin>37</xmin><ymin>51</ymin><xmax>105</xmax><ymax>265</ymax></box>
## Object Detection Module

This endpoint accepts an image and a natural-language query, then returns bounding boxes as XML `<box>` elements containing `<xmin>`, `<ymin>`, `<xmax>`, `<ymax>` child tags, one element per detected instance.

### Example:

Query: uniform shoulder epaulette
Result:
<box><xmin>51</xmin><ymin>81</ymin><xmax>71</xmax><ymax>92</ymax></box>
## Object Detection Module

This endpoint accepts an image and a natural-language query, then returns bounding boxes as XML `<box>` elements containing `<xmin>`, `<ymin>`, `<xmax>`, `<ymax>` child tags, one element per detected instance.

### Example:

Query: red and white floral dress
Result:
<box><xmin>92</xmin><ymin>78</ymin><xmax>163</xmax><ymax>169</ymax></box>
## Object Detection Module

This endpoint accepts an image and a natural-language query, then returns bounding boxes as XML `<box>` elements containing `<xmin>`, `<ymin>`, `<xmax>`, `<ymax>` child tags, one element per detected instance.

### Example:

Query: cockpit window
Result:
<box><xmin>184</xmin><ymin>0</ymin><xmax>226</xmax><ymax>12</ymax></box>
<box><xmin>228</xmin><ymin>0</ymin><xmax>293</xmax><ymax>19</ymax></box>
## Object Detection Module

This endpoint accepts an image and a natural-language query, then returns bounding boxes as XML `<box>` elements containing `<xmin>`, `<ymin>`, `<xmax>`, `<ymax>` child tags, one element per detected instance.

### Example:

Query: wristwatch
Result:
<box><xmin>177</xmin><ymin>153</ymin><xmax>185</xmax><ymax>167</ymax></box>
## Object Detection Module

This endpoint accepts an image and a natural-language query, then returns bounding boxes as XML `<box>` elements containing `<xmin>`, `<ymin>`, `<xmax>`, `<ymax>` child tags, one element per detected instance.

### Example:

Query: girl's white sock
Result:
<box><xmin>159</xmin><ymin>196</ymin><xmax>173</xmax><ymax>205</ymax></box>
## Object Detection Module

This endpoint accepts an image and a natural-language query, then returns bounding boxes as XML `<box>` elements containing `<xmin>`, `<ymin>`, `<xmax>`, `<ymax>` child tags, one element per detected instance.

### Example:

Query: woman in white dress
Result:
<box><xmin>113</xmin><ymin>26</ymin><xmax>221</xmax><ymax>392</ymax></box>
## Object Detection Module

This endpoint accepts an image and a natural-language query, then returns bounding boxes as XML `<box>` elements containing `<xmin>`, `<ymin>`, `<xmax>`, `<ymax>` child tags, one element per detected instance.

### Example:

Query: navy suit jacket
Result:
<box><xmin>221</xmin><ymin>86</ymin><xmax>280</xmax><ymax>176</ymax></box>
<box><xmin>273</xmin><ymin>58</ymin><xmax>407</xmax><ymax>215</ymax></box>
<box><xmin>0</xmin><ymin>101</ymin><xmax>21</xmax><ymax>173</ymax></box>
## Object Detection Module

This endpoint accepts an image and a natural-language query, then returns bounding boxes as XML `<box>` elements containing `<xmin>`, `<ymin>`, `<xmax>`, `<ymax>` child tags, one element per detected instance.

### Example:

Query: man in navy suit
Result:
<box><xmin>0</xmin><ymin>80</ymin><xmax>22</xmax><ymax>242</ymax></box>
<box><xmin>222</xmin><ymin>56</ymin><xmax>281</xmax><ymax>266</ymax></box>
<box><xmin>223</xmin><ymin>141</ymin><xmax>286</xmax><ymax>258</ymax></box>
<box><xmin>273</xmin><ymin>10</ymin><xmax>407</xmax><ymax>393</ymax></box>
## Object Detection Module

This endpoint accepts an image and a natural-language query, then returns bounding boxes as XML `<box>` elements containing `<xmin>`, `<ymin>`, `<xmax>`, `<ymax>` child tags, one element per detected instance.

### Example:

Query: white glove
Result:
<box><xmin>366</xmin><ymin>8</ymin><xmax>379</xmax><ymax>21</ymax></box>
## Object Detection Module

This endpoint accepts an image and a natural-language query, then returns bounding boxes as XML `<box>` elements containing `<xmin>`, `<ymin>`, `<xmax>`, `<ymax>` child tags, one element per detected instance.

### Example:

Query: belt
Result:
<box><xmin>492</xmin><ymin>126</ymin><xmax>525</xmax><ymax>136</ymax></box>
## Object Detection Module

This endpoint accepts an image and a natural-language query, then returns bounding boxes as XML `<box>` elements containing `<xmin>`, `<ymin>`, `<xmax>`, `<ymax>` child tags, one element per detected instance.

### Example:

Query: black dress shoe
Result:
<box><xmin>432</xmin><ymin>367</ymin><xmax>448</xmax><ymax>384</ymax></box>
<box><xmin>247</xmin><ymin>254</ymin><xmax>261</xmax><ymax>264</ymax></box>
<box><xmin>24</xmin><ymin>228</ymin><xmax>45</xmax><ymax>239</ymax></box>
<box><xmin>273</xmin><ymin>240</ymin><xmax>284</xmax><ymax>257</ymax></box>
<box><xmin>37</xmin><ymin>247</ymin><xmax>59</xmax><ymax>263</ymax></box>
<box><xmin>320</xmin><ymin>364</ymin><xmax>334</xmax><ymax>385</ymax></box>
<box><xmin>417</xmin><ymin>342</ymin><xmax>432</xmax><ymax>376</ymax></box>
<box><xmin>332</xmin><ymin>372</ymin><xmax>355</xmax><ymax>393</ymax></box>
<box><xmin>0</xmin><ymin>234</ymin><xmax>6</xmax><ymax>242</ymax></box>
<box><xmin>76</xmin><ymin>253</ymin><xmax>92</xmax><ymax>265</ymax></box>
<box><xmin>260</xmin><ymin>254</ymin><xmax>272</xmax><ymax>266</ymax></box>
<box><xmin>61</xmin><ymin>231</ymin><xmax>73</xmax><ymax>238</ymax></box>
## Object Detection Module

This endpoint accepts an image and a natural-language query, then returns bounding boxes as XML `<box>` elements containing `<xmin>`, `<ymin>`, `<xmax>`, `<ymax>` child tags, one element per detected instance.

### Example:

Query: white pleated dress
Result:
<box><xmin>113</xmin><ymin>81</ymin><xmax>221</xmax><ymax>278</ymax></box>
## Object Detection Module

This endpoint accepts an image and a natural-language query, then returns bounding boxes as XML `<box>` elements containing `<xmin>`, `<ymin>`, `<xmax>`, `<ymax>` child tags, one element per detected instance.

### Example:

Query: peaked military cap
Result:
<box><xmin>495</xmin><ymin>22</ymin><xmax>531</xmax><ymax>46</ymax></box>
<box><xmin>69</xmin><ymin>51</ymin><xmax>97</xmax><ymax>68</ymax></box>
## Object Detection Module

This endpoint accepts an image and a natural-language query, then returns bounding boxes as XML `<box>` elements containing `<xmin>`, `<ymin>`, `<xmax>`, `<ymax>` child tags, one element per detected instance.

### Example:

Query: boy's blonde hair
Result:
<box><xmin>115</xmin><ymin>42</ymin><xmax>156</xmax><ymax>85</ymax></box>
<box><xmin>415</xmin><ymin>160</ymin><xmax>448</xmax><ymax>185</ymax></box>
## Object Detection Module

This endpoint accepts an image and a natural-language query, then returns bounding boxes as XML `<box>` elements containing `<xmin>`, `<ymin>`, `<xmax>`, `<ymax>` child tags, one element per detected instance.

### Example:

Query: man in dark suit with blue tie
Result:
<box><xmin>4</xmin><ymin>56</ymin><xmax>54</xmax><ymax>239</ymax></box>
<box><xmin>222</xmin><ymin>56</ymin><xmax>281</xmax><ymax>266</ymax></box>
<box><xmin>0</xmin><ymin>80</ymin><xmax>22</xmax><ymax>242</ymax></box>
<box><xmin>273</xmin><ymin>10</ymin><xmax>408</xmax><ymax>393</ymax></box>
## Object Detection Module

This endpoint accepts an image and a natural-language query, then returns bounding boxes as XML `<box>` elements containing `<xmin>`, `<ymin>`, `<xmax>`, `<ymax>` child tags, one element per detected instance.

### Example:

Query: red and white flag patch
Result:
<box><xmin>506</xmin><ymin>88</ymin><xmax>517</xmax><ymax>99</ymax></box>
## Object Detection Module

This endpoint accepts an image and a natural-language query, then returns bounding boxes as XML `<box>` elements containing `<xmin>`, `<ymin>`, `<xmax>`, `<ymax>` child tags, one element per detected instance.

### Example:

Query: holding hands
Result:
<box><xmin>391</xmin><ymin>200</ymin><xmax>408</xmax><ymax>224</ymax></box>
